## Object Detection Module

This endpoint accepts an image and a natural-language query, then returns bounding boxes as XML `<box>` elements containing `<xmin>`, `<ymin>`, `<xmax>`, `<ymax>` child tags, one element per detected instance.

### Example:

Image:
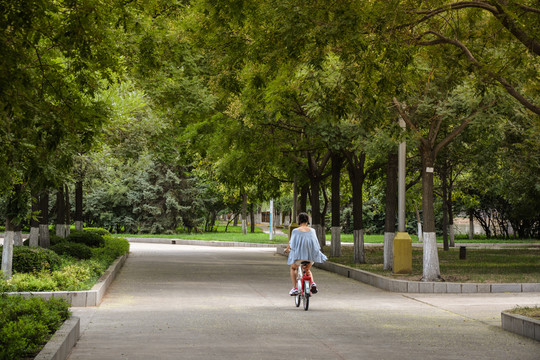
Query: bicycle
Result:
<box><xmin>293</xmin><ymin>260</ymin><xmax>313</xmax><ymax>311</ymax></box>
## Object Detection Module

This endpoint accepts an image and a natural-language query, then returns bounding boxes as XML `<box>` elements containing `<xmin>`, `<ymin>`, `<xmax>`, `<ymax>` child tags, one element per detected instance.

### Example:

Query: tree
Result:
<box><xmin>394</xmin><ymin>76</ymin><xmax>497</xmax><ymax>280</ymax></box>
<box><xmin>399</xmin><ymin>0</ymin><xmax>540</xmax><ymax>115</ymax></box>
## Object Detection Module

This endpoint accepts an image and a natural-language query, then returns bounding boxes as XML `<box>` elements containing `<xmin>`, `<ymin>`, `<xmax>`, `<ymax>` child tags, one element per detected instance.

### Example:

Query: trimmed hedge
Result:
<box><xmin>92</xmin><ymin>236</ymin><xmax>130</xmax><ymax>263</ymax></box>
<box><xmin>67</xmin><ymin>230</ymin><xmax>104</xmax><ymax>248</ymax></box>
<box><xmin>0</xmin><ymin>295</ymin><xmax>70</xmax><ymax>359</ymax></box>
<box><xmin>1</xmin><ymin>236</ymin><xmax>129</xmax><ymax>292</ymax></box>
<box><xmin>49</xmin><ymin>235</ymin><xmax>67</xmax><ymax>246</ymax></box>
<box><xmin>50</xmin><ymin>242</ymin><xmax>93</xmax><ymax>260</ymax></box>
<box><xmin>84</xmin><ymin>227</ymin><xmax>111</xmax><ymax>237</ymax></box>
<box><xmin>0</xmin><ymin>247</ymin><xmax>63</xmax><ymax>274</ymax></box>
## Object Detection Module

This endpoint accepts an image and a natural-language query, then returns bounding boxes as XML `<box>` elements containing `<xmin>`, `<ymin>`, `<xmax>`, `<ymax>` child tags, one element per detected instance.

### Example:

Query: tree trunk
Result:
<box><xmin>441</xmin><ymin>163</ymin><xmax>449</xmax><ymax>251</ymax></box>
<box><xmin>292</xmin><ymin>178</ymin><xmax>298</xmax><ymax>223</ymax></box>
<box><xmin>2</xmin><ymin>185</ymin><xmax>25</xmax><ymax>278</ymax></box>
<box><xmin>75</xmin><ymin>180</ymin><xmax>83</xmax><ymax>231</ymax></box>
<box><xmin>13</xmin><ymin>224</ymin><xmax>23</xmax><ymax>246</ymax></box>
<box><xmin>421</xmin><ymin>145</ymin><xmax>441</xmax><ymax>281</ymax></box>
<box><xmin>448</xmin><ymin>186</ymin><xmax>455</xmax><ymax>247</ymax></box>
<box><xmin>384</xmin><ymin>151</ymin><xmax>398</xmax><ymax>270</ymax></box>
<box><xmin>415</xmin><ymin>206</ymin><xmax>423</xmax><ymax>242</ymax></box>
<box><xmin>346</xmin><ymin>152</ymin><xmax>366</xmax><ymax>264</ymax></box>
<box><xmin>39</xmin><ymin>190</ymin><xmax>50</xmax><ymax>248</ymax></box>
<box><xmin>29</xmin><ymin>191</ymin><xmax>40</xmax><ymax>247</ymax></box>
<box><xmin>468</xmin><ymin>210</ymin><xmax>474</xmax><ymax>239</ymax></box>
<box><xmin>250</xmin><ymin>203</ymin><xmax>255</xmax><ymax>233</ymax></box>
<box><xmin>241</xmin><ymin>193</ymin><xmax>247</xmax><ymax>235</ymax></box>
<box><xmin>64</xmin><ymin>184</ymin><xmax>71</xmax><ymax>237</ymax></box>
<box><xmin>1</xmin><ymin>218</ymin><xmax>15</xmax><ymax>279</ymax></box>
<box><xmin>56</xmin><ymin>186</ymin><xmax>66</xmax><ymax>238</ymax></box>
<box><xmin>299</xmin><ymin>184</ymin><xmax>308</xmax><ymax>213</ymax></box>
<box><xmin>310</xmin><ymin>176</ymin><xmax>325</xmax><ymax>248</ymax></box>
<box><xmin>331</xmin><ymin>153</ymin><xmax>343</xmax><ymax>257</ymax></box>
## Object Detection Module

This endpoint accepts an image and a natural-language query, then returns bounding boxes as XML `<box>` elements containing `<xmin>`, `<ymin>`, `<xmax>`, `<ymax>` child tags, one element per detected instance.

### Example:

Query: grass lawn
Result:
<box><xmin>116</xmin><ymin>225</ymin><xmax>539</xmax><ymax>245</ymax></box>
<box><xmin>115</xmin><ymin>225</ymin><xmax>289</xmax><ymax>244</ymax></box>
<box><xmin>324</xmin><ymin>245</ymin><xmax>540</xmax><ymax>283</ymax></box>
<box><xmin>508</xmin><ymin>306</ymin><xmax>540</xmax><ymax>320</ymax></box>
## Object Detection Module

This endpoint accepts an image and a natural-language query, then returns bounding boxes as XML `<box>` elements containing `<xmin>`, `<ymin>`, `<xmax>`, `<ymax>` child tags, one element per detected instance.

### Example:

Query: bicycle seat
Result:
<box><xmin>295</xmin><ymin>260</ymin><xmax>314</xmax><ymax>266</ymax></box>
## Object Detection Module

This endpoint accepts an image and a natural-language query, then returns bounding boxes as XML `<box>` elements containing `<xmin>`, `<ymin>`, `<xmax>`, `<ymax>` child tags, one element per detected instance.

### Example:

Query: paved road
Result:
<box><xmin>70</xmin><ymin>243</ymin><xmax>540</xmax><ymax>360</ymax></box>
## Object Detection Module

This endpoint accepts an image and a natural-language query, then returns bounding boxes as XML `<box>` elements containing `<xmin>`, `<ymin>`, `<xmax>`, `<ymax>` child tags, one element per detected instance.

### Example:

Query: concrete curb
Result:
<box><xmin>127</xmin><ymin>237</ymin><xmax>280</xmax><ymax>247</ymax></box>
<box><xmin>276</xmin><ymin>245</ymin><xmax>540</xmax><ymax>294</ymax></box>
<box><xmin>34</xmin><ymin>316</ymin><xmax>80</xmax><ymax>360</ymax></box>
<box><xmin>7</xmin><ymin>253</ymin><xmax>128</xmax><ymax>307</ymax></box>
<box><xmin>501</xmin><ymin>312</ymin><xmax>540</xmax><ymax>342</ymax></box>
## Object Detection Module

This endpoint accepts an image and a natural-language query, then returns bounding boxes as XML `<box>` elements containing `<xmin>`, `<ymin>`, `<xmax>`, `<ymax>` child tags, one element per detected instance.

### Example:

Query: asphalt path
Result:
<box><xmin>69</xmin><ymin>242</ymin><xmax>540</xmax><ymax>360</ymax></box>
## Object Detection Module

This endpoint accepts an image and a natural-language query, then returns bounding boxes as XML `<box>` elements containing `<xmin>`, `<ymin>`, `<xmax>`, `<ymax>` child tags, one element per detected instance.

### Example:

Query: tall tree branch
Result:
<box><xmin>407</xmin><ymin>1</ymin><xmax>540</xmax><ymax>56</ymax></box>
<box><xmin>433</xmin><ymin>100</ymin><xmax>497</xmax><ymax>157</ymax></box>
<box><xmin>416</xmin><ymin>31</ymin><xmax>540</xmax><ymax>115</ymax></box>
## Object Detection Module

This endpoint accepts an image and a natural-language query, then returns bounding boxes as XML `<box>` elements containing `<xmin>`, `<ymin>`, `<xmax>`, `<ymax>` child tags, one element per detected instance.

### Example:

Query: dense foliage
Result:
<box><xmin>0</xmin><ymin>233</ymin><xmax>129</xmax><ymax>292</ymax></box>
<box><xmin>0</xmin><ymin>296</ymin><xmax>70</xmax><ymax>360</ymax></box>
<box><xmin>0</xmin><ymin>1</ymin><xmax>538</xmax><ymax>283</ymax></box>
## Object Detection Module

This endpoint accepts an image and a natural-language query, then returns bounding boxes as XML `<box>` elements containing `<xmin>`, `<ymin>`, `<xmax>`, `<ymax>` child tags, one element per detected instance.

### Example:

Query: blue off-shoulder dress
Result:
<box><xmin>287</xmin><ymin>228</ymin><xmax>328</xmax><ymax>265</ymax></box>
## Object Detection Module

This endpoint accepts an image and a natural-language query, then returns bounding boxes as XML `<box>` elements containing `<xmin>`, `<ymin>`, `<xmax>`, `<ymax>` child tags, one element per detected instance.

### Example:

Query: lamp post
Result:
<box><xmin>393</xmin><ymin>115</ymin><xmax>412</xmax><ymax>274</ymax></box>
<box><xmin>269</xmin><ymin>199</ymin><xmax>274</xmax><ymax>241</ymax></box>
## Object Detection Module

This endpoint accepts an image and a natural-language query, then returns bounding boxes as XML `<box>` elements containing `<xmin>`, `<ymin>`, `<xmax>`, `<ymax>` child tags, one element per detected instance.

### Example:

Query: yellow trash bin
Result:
<box><xmin>393</xmin><ymin>232</ymin><xmax>412</xmax><ymax>274</ymax></box>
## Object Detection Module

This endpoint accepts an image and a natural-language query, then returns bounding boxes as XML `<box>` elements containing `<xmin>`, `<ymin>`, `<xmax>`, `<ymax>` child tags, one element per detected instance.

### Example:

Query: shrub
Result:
<box><xmin>49</xmin><ymin>235</ymin><xmax>67</xmax><ymax>246</ymax></box>
<box><xmin>1</xmin><ymin>247</ymin><xmax>63</xmax><ymax>274</ymax></box>
<box><xmin>50</xmin><ymin>242</ymin><xmax>93</xmax><ymax>260</ymax></box>
<box><xmin>52</xmin><ymin>265</ymin><xmax>92</xmax><ymax>290</ymax></box>
<box><xmin>0</xmin><ymin>236</ymin><xmax>128</xmax><ymax>293</ymax></box>
<box><xmin>0</xmin><ymin>295</ymin><xmax>70</xmax><ymax>359</ymax></box>
<box><xmin>67</xmin><ymin>230</ymin><xmax>104</xmax><ymax>248</ymax></box>
<box><xmin>92</xmin><ymin>236</ymin><xmax>130</xmax><ymax>263</ymax></box>
<box><xmin>7</xmin><ymin>272</ymin><xmax>58</xmax><ymax>292</ymax></box>
<box><xmin>84</xmin><ymin>227</ymin><xmax>111</xmax><ymax>237</ymax></box>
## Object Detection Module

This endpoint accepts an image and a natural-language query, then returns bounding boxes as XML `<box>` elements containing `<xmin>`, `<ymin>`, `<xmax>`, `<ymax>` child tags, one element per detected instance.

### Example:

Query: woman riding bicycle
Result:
<box><xmin>285</xmin><ymin>212</ymin><xmax>327</xmax><ymax>295</ymax></box>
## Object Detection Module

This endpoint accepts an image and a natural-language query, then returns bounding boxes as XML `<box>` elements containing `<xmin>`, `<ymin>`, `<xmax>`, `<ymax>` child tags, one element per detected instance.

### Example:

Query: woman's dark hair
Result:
<box><xmin>298</xmin><ymin>212</ymin><xmax>309</xmax><ymax>225</ymax></box>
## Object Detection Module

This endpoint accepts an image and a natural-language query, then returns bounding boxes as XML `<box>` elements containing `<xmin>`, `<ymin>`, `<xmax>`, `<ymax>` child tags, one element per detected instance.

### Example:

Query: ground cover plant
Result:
<box><xmin>0</xmin><ymin>230</ymin><xmax>129</xmax><ymax>292</ymax></box>
<box><xmin>508</xmin><ymin>306</ymin><xmax>540</xmax><ymax>320</ymax></box>
<box><xmin>0</xmin><ymin>295</ymin><xmax>70</xmax><ymax>360</ymax></box>
<box><xmin>325</xmin><ymin>246</ymin><xmax>540</xmax><ymax>283</ymax></box>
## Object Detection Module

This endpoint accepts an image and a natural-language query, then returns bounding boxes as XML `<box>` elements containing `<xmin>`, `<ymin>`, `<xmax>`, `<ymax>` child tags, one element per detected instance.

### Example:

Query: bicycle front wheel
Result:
<box><xmin>302</xmin><ymin>291</ymin><xmax>309</xmax><ymax>311</ymax></box>
<box><xmin>295</xmin><ymin>278</ymin><xmax>302</xmax><ymax>307</ymax></box>
<box><xmin>303</xmin><ymin>280</ymin><xmax>310</xmax><ymax>310</ymax></box>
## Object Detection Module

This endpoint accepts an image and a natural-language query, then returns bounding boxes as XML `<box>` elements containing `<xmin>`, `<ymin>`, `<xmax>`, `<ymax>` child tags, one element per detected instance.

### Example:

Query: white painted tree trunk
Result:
<box><xmin>312</xmin><ymin>224</ymin><xmax>325</xmax><ymax>249</ymax></box>
<box><xmin>415</xmin><ymin>207</ymin><xmax>423</xmax><ymax>242</ymax></box>
<box><xmin>1</xmin><ymin>230</ymin><xmax>14</xmax><ymax>279</ymax></box>
<box><xmin>383</xmin><ymin>232</ymin><xmax>394</xmax><ymax>270</ymax></box>
<box><xmin>75</xmin><ymin>221</ymin><xmax>83</xmax><ymax>231</ymax></box>
<box><xmin>449</xmin><ymin>225</ymin><xmax>455</xmax><ymax>247</ymax></box>
<box><xmin>330</xmin><ymin>227</ymin><xmax>341</xmax><ymax>257</ymax></box>
<box><xmin>56</xmin><ymin>224</ymin><xmax>66</xmax><ymax>238</ymax></box>
<box><xmin>14</xmin><ymin>230</ymin><xmax>23</xmax><ymax>246</ymax></box>
<box><xmin>29</xmin><ymin>227</ymin><xmax>40</xmax><ymax>247</ymax></box>
<box><xmin>422</xmin><ymin>232</ymin><xmax>441</xmax><ymax>281</ymax></box>
<box><xmin>353</xmin><ymin>229</ymin><xmax>365</xmax><ymax>264</ymax></box>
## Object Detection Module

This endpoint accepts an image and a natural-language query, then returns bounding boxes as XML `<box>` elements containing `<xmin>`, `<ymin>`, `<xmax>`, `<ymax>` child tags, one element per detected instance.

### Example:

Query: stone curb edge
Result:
<box><xmin>34</xmin><ymin>316</ymin><xmax>80</xmax><ymax>360</ymax></box>
<box><xmin>7</xmin><ymin>253</ymin><xmax>128</xmax><ymax>307</ymax></box>
<box><xmin>501</xmin><ymin>312</ymin><xmax>540</xmax><ymax>342</ymax></box>
<box><xmin>275</xmin><ymin>245</ymin><xmax>540</xmax><ymax>294</ymax></box>
<box><xmin>127</xmin><ymin>237</ymin><xmax>279</xmax><ymax>247</ymax></box>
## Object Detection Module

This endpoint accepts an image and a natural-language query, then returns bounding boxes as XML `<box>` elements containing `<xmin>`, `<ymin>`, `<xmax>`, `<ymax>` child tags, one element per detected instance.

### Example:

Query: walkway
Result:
<box><xmin>69</xmin><ymin>242</ymin><xmax>540</xmax><ymax>360</ymax></box>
